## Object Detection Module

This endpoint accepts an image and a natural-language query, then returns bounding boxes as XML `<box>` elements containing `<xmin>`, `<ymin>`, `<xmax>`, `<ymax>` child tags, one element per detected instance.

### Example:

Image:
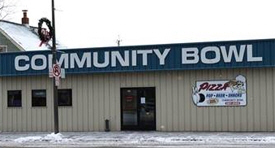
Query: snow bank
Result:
<box><xmin>2</xmin><ymin>132</ymin><xmax>275</xmax><ymax>147</ymax></box>
<box><xmin>14</xmin><ymin>133</ymin><xmax>71</xmax><ymax>143</ymax></box>
<box><xmin>14</xmin><ymin>136</ymin><xmax>41</xmax><ymax>143</ymax></box>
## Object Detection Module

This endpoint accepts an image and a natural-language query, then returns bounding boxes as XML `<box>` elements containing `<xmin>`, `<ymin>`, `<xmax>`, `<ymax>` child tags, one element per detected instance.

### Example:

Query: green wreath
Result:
<box><xmin>38</xmin><ymin>18</ymin><xmax>53</xmax><ymax>45</ymax></box>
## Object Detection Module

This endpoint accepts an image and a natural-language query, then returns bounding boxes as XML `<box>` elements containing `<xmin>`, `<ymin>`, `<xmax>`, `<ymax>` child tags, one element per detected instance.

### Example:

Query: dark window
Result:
<box><xmin>8</xmin><ymin>90</ymin><xmax>22</xmax><ymax>107</ymax></box>
<box><xmin>32</xmin><ymin>90</ymin><xmax>46</xmax><ymax>107</ymax></box>
<box><xmin>58</xmin><ymin>89</ymin><xmax>72</xmax><ymax>106</ymax></box>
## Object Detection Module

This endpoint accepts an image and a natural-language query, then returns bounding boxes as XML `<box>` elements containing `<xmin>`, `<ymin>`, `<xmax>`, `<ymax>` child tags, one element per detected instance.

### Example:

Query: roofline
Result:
<box><xmin>0</xmin><ymin>27</ymin><xmax>25</xmax><ymax>51</ymax></box>
<box><xmin>0</xmin><ymin>38</ymin><xmax>274</xmax><ymax>55</ymax></box>
<box><xmin>60</xmin><ymin>38</ymin><xmax>275</xmax><ymax>51</ymax></box>
<box><xmin>0</xmin><ymin>20</ymin><xmax>37</xmax><ymax>29</ymax></box>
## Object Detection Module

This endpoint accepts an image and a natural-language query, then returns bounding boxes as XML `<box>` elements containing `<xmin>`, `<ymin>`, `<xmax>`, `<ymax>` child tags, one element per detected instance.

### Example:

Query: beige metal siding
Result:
<box><xmin>0</xmin><ymin>68</ymin><xmax>275</xmax><ymax>132</ymax></box>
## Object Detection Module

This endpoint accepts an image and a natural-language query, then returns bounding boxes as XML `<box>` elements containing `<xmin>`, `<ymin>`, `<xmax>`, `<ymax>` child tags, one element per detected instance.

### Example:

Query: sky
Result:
<box><xmin>7</xmin><ymin>0</ymin><xmax>275</xmax><ymax>48</ymax></box>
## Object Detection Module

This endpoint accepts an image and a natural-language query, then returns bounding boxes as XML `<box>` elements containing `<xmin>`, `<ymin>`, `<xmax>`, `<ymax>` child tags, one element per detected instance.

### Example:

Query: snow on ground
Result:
<box><xmin>0</xmin><ymin>132</ymin><xmax>275</xmax><ymax>147</ymax></box>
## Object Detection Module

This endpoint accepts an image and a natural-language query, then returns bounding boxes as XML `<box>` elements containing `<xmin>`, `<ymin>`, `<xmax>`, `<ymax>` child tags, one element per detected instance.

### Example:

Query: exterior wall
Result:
<box><xmin>0</xmin><ymin>32</ymin><xmax>22</xmax><ymax>52</ymax></box>
<box><xmin>1</xmin><ymin>68</ymin><xmax>275</xmax><ymax>132</ymax></box>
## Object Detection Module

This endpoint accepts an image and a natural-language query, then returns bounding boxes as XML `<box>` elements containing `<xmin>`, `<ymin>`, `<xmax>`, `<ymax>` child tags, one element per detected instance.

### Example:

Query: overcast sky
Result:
<box><xmin>8</xmin><ymin>0</ymin><xmax>275</xmax><ymax>48</ymax></box>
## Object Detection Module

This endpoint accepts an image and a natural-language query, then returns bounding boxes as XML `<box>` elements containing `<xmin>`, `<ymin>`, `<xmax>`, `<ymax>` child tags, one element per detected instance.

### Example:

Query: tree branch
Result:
<box><xmin>0</xmin><ymin>0</ymin><xmax>16</xmax><ymax>20</ymax></box>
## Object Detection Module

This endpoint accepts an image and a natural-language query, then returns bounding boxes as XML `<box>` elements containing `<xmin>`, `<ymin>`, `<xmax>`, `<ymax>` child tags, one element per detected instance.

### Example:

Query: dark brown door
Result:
<box><xmin>121</xmin><ymin>87</ymin><xmax>156</xmax><ymax>131</ymax></box>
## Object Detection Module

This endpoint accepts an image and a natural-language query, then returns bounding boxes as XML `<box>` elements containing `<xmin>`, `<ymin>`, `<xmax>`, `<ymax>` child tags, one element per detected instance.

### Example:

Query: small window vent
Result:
<box><xmin>0</xmin><ymin>45</ymin><xmax>7</xmax><ymax>52</ymax></box>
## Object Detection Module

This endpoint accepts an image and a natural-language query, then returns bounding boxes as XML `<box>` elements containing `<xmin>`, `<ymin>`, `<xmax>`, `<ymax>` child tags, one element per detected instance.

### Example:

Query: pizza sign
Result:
<box><xmin>192</xmin><ymin>75</ymin><xmax>246</xmax><ymax>107</ymax></box>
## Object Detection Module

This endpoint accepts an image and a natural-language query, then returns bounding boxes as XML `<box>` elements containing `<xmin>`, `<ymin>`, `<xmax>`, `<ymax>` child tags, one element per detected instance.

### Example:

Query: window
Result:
<box><xmin>58</xmin><ymin>89</ymin><xmax>72</xmax><ymax>106</ymax></box>
<box><xmin>0</xmin><ymin>45</ymin><xmax>7</xmax><ymax>52</ymax></box>
<box><xmin>32</xmin><ymin>90</ymin><xmax>46</xmax><ymax>107</ymax></box>
<box><xmin>8</xmin><ymin>90</ymin><xmax>22</xmax><ymax>107</ymax></box>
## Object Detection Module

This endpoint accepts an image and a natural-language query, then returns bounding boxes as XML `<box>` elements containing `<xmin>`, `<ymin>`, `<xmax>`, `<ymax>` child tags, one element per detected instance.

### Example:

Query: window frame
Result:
<box><xmin>0</xmin><ymin>45</ymin><xmax>7</xmax><ymax>52</ymax></box>
<box><xmin>58</xmin><ymin>89</ymin><xmax>72</xmax><ymax>107</ymax></box>
<box><xmin>7</xmin><ymin>90</ymin><xmax>22</xmax><ymax>107</ymax></box>
<box><xmin>32</xmin><ymin>89</ymin><xmax>47</xmax><ymax>107</ymax></box>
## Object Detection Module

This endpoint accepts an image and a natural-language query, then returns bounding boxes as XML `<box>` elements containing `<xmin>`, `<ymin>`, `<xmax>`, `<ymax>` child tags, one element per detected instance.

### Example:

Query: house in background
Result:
<box><xmin>0</xmin><ymin>10</ymin><xmax>65</xmax><ymax>52</ymax></box>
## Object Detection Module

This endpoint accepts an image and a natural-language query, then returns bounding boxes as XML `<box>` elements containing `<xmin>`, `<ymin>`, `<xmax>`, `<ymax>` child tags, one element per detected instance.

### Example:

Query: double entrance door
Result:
<box><xmin>121</xmin><ymin>87</ymin><xmax>156</xmax><ymax>131</ymax></box>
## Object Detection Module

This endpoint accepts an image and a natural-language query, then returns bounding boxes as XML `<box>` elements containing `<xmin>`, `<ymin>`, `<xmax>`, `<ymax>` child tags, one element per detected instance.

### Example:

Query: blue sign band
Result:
<box><xmin>0</xmin><ymin>39</ymin><xmax>274</xmax><ymax>76</ymax></box>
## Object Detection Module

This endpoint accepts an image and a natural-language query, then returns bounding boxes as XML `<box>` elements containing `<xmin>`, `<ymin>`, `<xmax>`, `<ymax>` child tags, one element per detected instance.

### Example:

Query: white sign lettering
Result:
<box><xmin>111</xmin><ymin>51</ymin><xmax>130</xmax><ymax>67</ymax></box>
<box><xmin>220</xmin><ymin>45</ymin><xmax>245</xmax><ymax>62</ymax></box>
<box><xmin>31</xmin><ymin>55</ymin><xmax>47</xmax><ymax>70</ymax></box>
<box><xmin>182</xmin><ymin>47</ymin><xmax>199</xmax><ymax>64</ymax></box>
<box><xmin>70</xmin><ymin>52</ymin><xmax>91</xmax><ymax>68</ymax></box>
<box><xmin>15</xmin><ymin>55</ymin><xmax>29</xmax><ymax>71</ymax></box>
<box><xmin>154</xmin><ymin>48</ymin><xmax>170</xmax><ymax>65</ymax></box>
<box><xmin>93</xmin><ymin>52</ymin><xmax>109</xmax><ymax>68</ymax></box>
<box><xmin>201</xmin><ymin>46</ymin><xmax>221</xmax><ymax>64</ymax></box>
<box><xmin>182</xmin><ymin>44</ymin><xmax>262</xmax><ymax>64</ymax></box>
<box><xmin>14</xmin><ymin>45</ymin><xmax>262</xmax><ymax>71</ymax></box>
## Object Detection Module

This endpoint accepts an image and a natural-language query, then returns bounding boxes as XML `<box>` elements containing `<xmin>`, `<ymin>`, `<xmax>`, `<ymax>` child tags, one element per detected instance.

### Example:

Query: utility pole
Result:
<box><xmin>51</xmin><ymin>0</ymin><xmax>59</xmax><ymax>134</ymax></box>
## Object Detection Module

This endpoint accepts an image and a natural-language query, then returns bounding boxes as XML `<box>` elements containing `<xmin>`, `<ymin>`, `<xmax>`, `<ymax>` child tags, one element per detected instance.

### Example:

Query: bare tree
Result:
<box><xmin>0</xmin><ymin>0</ymin><xmax>16</xmax><ymax>20</ymax></box>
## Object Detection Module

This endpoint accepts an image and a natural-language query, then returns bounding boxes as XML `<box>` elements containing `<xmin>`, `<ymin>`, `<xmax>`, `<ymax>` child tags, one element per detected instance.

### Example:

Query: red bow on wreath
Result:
<box><xmin>38</xmin><ymin>18</ymin><xmax>53</xmax><ymax>47</ymax></box>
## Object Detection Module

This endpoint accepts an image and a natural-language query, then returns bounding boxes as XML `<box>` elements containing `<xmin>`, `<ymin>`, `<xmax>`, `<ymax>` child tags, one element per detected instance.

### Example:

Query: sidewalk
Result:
<box><xmin>0</xmin><ymin>131</ymin><xmax>275</xmax><ymax>147</ymax></box>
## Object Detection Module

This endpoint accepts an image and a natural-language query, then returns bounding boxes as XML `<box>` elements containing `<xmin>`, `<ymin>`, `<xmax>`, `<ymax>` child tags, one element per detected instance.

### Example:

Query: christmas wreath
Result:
<box><xmin>38</xmin><ymin>18</ymin><xmax>53</xmax><ymax>46</ymax></box>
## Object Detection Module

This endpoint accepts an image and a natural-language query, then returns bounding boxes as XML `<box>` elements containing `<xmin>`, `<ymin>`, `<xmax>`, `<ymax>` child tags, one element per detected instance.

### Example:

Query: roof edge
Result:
<box><xmin>0</xmin><ymin>27</ymin><xmax>25</xmax><ymax>51</ymax></box>
<box><xmin>0</xmin><ymin>20</ymin><xmax>37</xmax><ymax>29</ymax></box>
